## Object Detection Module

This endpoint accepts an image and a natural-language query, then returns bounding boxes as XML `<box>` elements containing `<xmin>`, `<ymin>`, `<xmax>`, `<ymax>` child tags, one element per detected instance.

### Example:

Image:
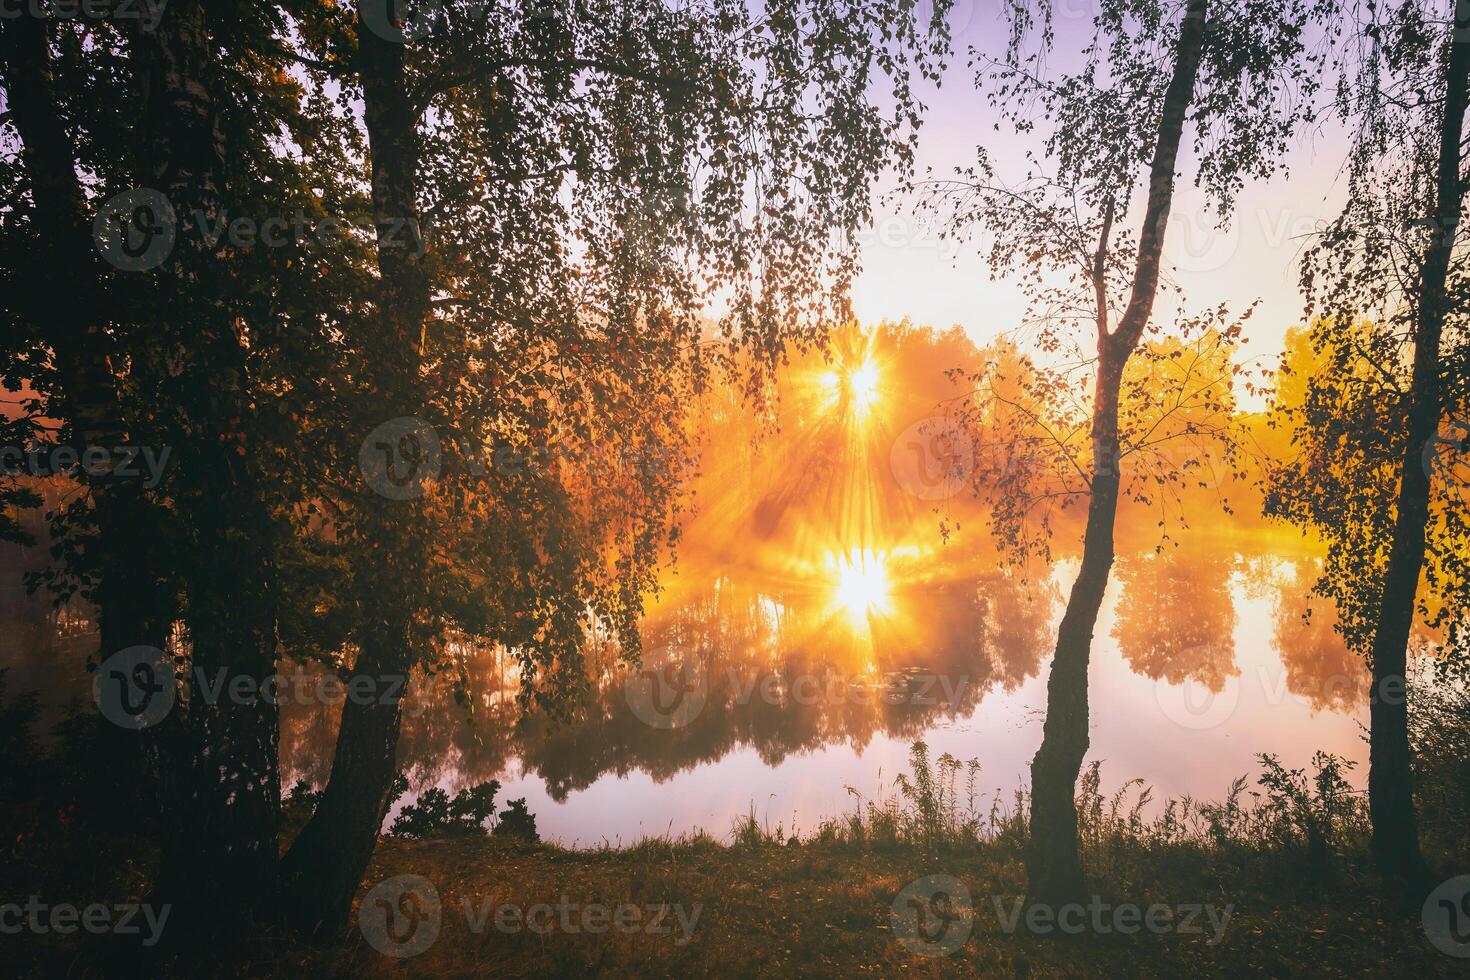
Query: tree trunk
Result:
<box><xmin>281</xmin><ymin>0</ymin><xmax>430</xmax><ymax>937</ymax></box>
<box><xmin>131</xmin><ymin>0</ymin><xmax>282</xmax><ymax>939</ymax></box>
<box><xmin>0</xmin><ymin>9</ymin><xmax>174</xmax><ymax>793</ymax></box>
<box><xmin>282</xmin><ymin>623</ymin><xmax>412</xmax><ymax>936</ymax></box>
<box><xmin>1366</xmin><ymin>28</ymin><xmax>1470</xmax><ymax>896</ymax></box>
<box><xmin>1025</xmin><ymin>354</ymin><xmax>1126</xmax><ymax>909</ymax></box>
<box><xmin>1023</xmin><ymin>0</ymin><xmax>1207</xmax><ymax>913</ymax></box>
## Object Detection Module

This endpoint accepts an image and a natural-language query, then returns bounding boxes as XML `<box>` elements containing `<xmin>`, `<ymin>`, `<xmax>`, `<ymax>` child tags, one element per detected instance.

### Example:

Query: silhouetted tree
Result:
<box><xmin>1270</xmin><ymin>0</ymin><xmax>1470</xmax><ymax>894</ymax></box>
<box><xmin>926</xmin><ymin>0</ymin><xmax>1332</xmax><ymax>909</ymax></box>
<box><xmin>268</xmin><ymin>0</ymin><xmax>953</xmax><ymax>935</ymax></box>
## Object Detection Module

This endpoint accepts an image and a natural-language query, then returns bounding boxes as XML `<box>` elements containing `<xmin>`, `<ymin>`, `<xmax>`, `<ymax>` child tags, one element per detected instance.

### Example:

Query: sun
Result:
<box><xmin>816</xmin><ymin>360</ymin><xmax>881</xmax><ymax>420</ymax></box>
<box><xmin>831</xmin><ymin>548</ymin><xmax>892</xmax><ymax>626</ymax></box>
<box><xmin>848</xmin><ymin>360</ymin><xmax>880</xmax><ymax>416</ymax></box>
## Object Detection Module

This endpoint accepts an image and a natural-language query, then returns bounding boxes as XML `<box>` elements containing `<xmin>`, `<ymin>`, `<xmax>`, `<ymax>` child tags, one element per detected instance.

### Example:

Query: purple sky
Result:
<box><xmin>850</xmin><ymin>0</ymin><xmax>1355</xmax><ymax>404</ymax></box>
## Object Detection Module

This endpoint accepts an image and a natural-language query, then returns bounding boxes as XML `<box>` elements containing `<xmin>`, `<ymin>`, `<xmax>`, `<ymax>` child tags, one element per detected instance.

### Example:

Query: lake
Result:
<box><xmin>269</xmin><ymin>525</ymin><xmax>1375</xmax><ymax>847</ymax></box>
<box><xmin>0</xmin><ymin>505</ymin><xmax>1384</xmax><ymax>849</ymax></box>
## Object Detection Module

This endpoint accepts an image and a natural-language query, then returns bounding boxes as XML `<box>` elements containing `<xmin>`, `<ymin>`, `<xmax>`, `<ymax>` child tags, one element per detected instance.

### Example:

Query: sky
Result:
<box><xmin>848</xmin><ymin>0</ymin><xmax>1358</xmax><ymax>395</ymax></box>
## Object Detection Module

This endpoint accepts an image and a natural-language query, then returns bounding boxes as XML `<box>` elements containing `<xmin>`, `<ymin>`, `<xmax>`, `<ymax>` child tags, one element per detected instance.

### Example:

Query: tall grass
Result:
<box><xmin>1410</xmin><ymin>670</ymin><xmax>1470</xmax><ymax>868</ymax></box>
<box><xmin>808</xmin><ymin>741</ymin><xmax>1008</xmax><ymax>851</ymax></box>
<box><xmin>789</xmin><ymin>737</ymin><xmax>1386</xmax><ymax>886</ymax></box>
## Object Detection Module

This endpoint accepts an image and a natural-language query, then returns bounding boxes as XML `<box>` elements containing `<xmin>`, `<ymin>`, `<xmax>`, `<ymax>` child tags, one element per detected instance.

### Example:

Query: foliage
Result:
<box><xmin>1253</xmin><ymin>752</ymin><xmax>1364</xmax><ymax>875</ymax></box>
<box><xmin>0</xmin><ymin>670</ymin><xmax>41</xmax><ymax>816</ymax></box>
<box><xmin>264</xmin><ymin>0</ymin><xmax>959</xmax><ymax>718</ymax></box>
<box><xmin>390</xmin><ymin>780</ymin><xmax>506</xmax><ymax>839</ymax></box>
<box><xmin>1271</xmin><ymin>0</ymin><xmax>1470</xmax><ymax>672</ymax></box>
<box><xmin>492</xmin><ymin>797</ymin><xmax>540</xmax><ymax>843</ymax></box>
<box><xmin>1408</xmin><ymin>669</ymin><xmax>1470</xmax><ymax>865</ymax></box>
<box><xmin>0</xmin><ymin>417</ymin><xmax>41</xmax><ymax>548</ymax></box>
<box><xmin>813</xmin><ymin>738</ymin><xmax>1375</xmax><ymax>886</ymax></box>
<box><xmin>818</xmin><ymin>740</ymin><xmax>984</xmax><ymax>850</ymax></box>
<box><xmin>1265</xmin><ymin>320</ymin><xmax>1470</xmax><ymax>665</ymax></box>
<box><xmin>0</xmin><ymin>673</ymin><xmax>159</xmax><ymax>867</ymax></box>
<box><xmin>919</xmin><ymin>0</ymin><xmax>1331</xmax><ymax>562</ymax></box>
<box><xmin>282</xmin><ymin>780</ymin><xmax>324</xmax><ymax>822</ymax></box>
<box><xmin>955</xmin><ymin>326</ymin><xmax>1254</xmax><ymax>561</ymax></box>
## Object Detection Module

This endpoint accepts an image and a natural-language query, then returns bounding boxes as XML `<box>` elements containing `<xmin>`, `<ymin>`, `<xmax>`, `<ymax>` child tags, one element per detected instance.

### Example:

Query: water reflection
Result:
<box><xmin>518</xmin><ymin>568</ymin><xmax>1056</xmax><ymax>801</ymax></box>
<box><xmin>2</xmin><ymin>529</ymin><xmax>1382</xmax><ymax>842</ymax></box>
<box><xmin>279</xmin><ymin>564</ymin><xmax>1059</xmax><ymax>802</ymax></box>
<box><xmin>270</xmin><ymin>532</ymin><xmax>1379</xmax><ymax>838</ymax></box>
<box><xmin>1112</xmin><ymin>549</ymin><xmax>1237</xmax><ymax>692</ymax></box>
<box><xmin>1269</xmin><ymin>558</ymin><xmax>1370</xmax><ymax>712</ymax></box>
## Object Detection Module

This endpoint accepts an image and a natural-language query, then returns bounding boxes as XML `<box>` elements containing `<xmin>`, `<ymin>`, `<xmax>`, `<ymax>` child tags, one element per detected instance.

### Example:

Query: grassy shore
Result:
<box><xmin>11</xmin><ymin>831</ymin><xmax>1460</xmax><ymax>977</ymax></box>
<box><xmin>6</xmin><ymin>686</ymin><xmax>1468</xmax><ymax>977</ymax></box>
<box><xmin>11</xmin><ymin>755</ymin><xmax>1469</xmax><ymax>977</ymax></box>
<box><xmin>257</xmin><ymin>831</ymin><xmax>1457</xmax><ymax>978</ymax></box>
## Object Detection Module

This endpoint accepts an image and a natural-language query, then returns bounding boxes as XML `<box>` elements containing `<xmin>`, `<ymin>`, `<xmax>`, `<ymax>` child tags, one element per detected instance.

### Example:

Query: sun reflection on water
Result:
<box><xmin>829</xmin><ymin>548</ymin><xmax>893</xmax><ymax>627</ymax></box>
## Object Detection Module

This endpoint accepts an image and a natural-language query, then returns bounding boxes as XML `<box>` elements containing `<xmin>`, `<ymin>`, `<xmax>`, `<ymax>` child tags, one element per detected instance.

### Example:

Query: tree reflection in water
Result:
<box><xmin>281</xmin><ymin>565</ymin><xmax>1059</xmax><ymax>802</ymax></box>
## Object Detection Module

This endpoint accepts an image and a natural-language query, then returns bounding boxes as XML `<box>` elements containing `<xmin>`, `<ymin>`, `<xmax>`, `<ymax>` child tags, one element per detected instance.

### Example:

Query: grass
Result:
<box><xmin>5</xmin><ymin>678</ymin><xmax>1469</xmax><ymax>977</ymax></box>
<box><xmin>255</xmin><ymin>831</ymin><xmax>1455</xmax><ymax>978</ymax></box>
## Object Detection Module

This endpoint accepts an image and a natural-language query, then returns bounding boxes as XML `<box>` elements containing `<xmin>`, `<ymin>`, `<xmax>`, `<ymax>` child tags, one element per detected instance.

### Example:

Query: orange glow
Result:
<box><xmin>816</xmin><ymin>355</ymin><xmax>881</xmax><ymax>422</ymax></box>
<box><xmin>849</xmin><ymin>360</ymin><xmax>880</xmax><ymax>417</ymax></box>
<box><xmin>678</xmin><ymin>324</ymin><xmax>1001</xmax><ymax>657</ymax></box>
<box><xmin>830</xmin><ymin>548</ymin><xmax>892</xmax><ymax>626</ymax></box>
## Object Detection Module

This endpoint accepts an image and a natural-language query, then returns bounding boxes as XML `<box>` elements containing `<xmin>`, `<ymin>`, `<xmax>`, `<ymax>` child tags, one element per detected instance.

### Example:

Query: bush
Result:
<box><xmin>813</xmin><ymin>740</ymin><xmax>981</xmax><ymax>850</ymax></box>
<box><xmin>0</xmin><ymin>672</ymin><xmax>158</xmax><ymax>861</ymax></box>
<box><xmin>391</xmin><ymin>780</ymin><xmax>504</xmax><ymax>838</ymax></box>
<box><xmin>1410</xmin><ymin>673</ymin><xmax>1470</xmax><ymax>868</ymax></box>
<box><xmin>802</xmin><ymin>737</ymin><xmax>1377</xmax><ymax>887</ymax></box>
<box><xmin>493</xmin><ymin>797</ymin><xmax>540</xmax><ymax>842</ymax></box>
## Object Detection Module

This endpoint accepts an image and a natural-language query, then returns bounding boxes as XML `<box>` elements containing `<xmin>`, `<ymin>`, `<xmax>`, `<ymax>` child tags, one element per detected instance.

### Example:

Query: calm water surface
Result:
<box><xmin>0</xmin><ymin>525</ymin><xmax>1376</xmax><ymax>848</ymax></box>
<box><xmin>272</xmin><ymin>531</ymin><xmax>1372</xmax><ymax>846</ymax></box>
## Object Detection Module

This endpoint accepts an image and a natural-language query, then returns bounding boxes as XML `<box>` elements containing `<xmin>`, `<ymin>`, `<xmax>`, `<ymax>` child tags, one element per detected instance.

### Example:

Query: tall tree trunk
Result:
<box><xmin>1366</xmin><ymin>28</ymin><xmax>1470</xmax><ymax>896</ymax></box>
<box><xmin>282</xmin><ymin>622</ymin><xmax>414</xmax><ymax>937</ymax></box>
<box><xmin>282</xmin><ymin>0</ymin><xmax>430</xmax><ymax>937</ymax></box>
<box><xmin>1024</xmin><ymin>0</ymin><xmax>1207</xmax><ymax>912</ymax></box>
<box><xmin>132</xmin><ymin>0</ymin><xmax>282</xmax><ymax>939</ymax></box>
<box><xmin>0</xmin><ymin>8</ymin><xmax>173</xmax><ymax>792</ymax></box>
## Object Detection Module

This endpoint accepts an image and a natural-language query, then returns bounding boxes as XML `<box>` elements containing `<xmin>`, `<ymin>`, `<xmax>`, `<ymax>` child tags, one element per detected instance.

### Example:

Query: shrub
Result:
<box><xmin>493</xmin><ymin>797</ymin><xmax>540</xmax><ymax>842</ymax></box>
<box><xmin>391</xmin><ymin>780</ymin><xmax>505</xmax><ymax>839</ymax></box>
